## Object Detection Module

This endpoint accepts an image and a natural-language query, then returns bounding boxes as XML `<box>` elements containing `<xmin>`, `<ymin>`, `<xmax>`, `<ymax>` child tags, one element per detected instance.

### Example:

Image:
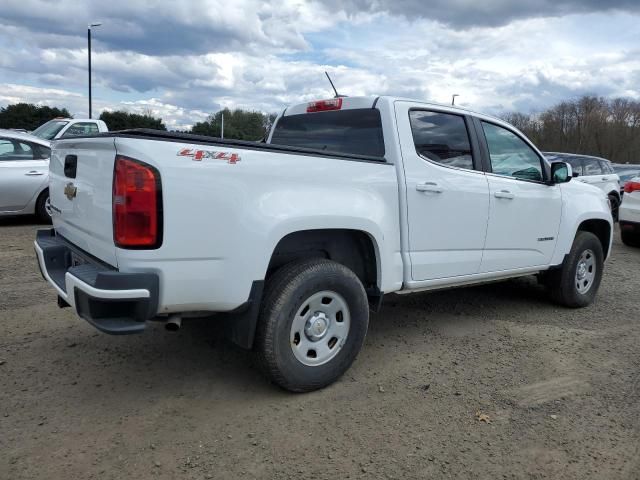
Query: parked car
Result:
<box><xmin>619</xmin><ymin>176</ymin><xmax>640</xmax><ymax>247</ymax></box>
<box><xmin>31</xmin><ymin>118</ymin><xmax>108</xmax><ymax>140</ymax></box>
<box><xmin>35</xmin><ymin>96</ymin><xmax>613</xmax><ymax>392</ymax></box>
<box><xmin>612</xmin><ymin>163</ymin><xmax>640</xmax><ymax>185</ymax></box>
<box><xmin>545</xmin><ymin>152</ymin><xmax>621</xmax><ymax>219</ymax></box>
<box><xmin>0</xmin><ymin>129</ymin><xmax>51</xmax><ymax>221</ymax></box>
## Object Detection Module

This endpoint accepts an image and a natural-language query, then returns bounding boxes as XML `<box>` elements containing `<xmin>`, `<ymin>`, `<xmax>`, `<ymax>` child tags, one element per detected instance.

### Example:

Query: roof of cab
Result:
<box><xmin>282</xmin><ymin>95</ymin><xmax>512</xmax><ymax>128</ymax></box>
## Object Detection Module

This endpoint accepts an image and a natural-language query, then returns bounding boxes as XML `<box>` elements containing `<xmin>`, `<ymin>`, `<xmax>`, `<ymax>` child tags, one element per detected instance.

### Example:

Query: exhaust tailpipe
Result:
<box><xmin>165</xmin><ymin>315</ymin><xmax>182</xmax><ymax>332</ymax></box>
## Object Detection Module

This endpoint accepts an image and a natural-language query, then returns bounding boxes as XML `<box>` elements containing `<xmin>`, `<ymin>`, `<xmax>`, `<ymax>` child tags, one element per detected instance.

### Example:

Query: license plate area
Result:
<box><xmin>70</xmin><ymin>251</ymin><xmax>88</xmax><ymax>267</ymax></box>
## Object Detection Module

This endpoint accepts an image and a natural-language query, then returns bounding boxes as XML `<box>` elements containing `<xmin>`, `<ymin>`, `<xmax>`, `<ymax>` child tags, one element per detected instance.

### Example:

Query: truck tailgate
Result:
<box><xmin>49</xmin><ymin>137</ymin><xmax>118</xmax><ymax>267</ymax></box>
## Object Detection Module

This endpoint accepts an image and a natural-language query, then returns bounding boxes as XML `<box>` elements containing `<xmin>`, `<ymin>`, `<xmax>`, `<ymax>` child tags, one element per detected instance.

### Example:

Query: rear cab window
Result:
<box><xmin>270</xmin><ymin>108</ymin><xmax>385</xmax><ymax>158</ymax></box>
<box><xmin>408</xmin><ymin>110</ymin><xmax>475</xmax><ymax>170</ymax></box>
<box><xmin>62</xmin><ymin>122</ymin><xmax>100</xmax><ymax>138</ymax></box>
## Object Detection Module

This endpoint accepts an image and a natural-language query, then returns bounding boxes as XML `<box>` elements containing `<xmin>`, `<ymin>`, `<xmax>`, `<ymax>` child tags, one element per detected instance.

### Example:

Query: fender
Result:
<box><xmin>550</xmin><ymin>182</ymin><xmax>613</xmax><ymax>265</ymax></box>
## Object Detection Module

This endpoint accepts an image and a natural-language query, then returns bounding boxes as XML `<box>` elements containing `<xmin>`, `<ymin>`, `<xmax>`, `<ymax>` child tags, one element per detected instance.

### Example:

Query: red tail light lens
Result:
<box><xmin>307</xmin><ymin>98</ymin><xmax>343</xmax><ymax>112</ymax></box>
<box><xmin>624</xmin><ymin>181</ymin><xmax>640</xmax><ymax>194</ymax></box>
<box><xmin>113</xmin><ymin>155</ymin><xmax>162</xmax><ymax>249</ymax></box>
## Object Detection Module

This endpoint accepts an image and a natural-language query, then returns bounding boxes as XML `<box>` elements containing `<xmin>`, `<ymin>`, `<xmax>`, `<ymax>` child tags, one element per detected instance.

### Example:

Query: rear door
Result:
<box><xmin>599</xmin><ymin>160</ymin><xmax>620</xmax><ymax>195</ymax></box>
<box><xmin>49</xmin><ymin>137</ymin><xmax>118</xmax><ymax>266</ymax></box>
<box><xmin>579</xmin><ymin>157</ymin><xmax>605</xmax><ymax>190</ymax></box>
<box><xmin>477</xmin><ymin>120</ymin><xmax>562</xmax><ymax>272</ymax></box>
<box><xmin>396</xmin><ymin>102</ymin><xmax>490</xmax><ymax>280</ymax></box>
<box><xmin>0</xmin><ymin>137</ymin><xmax>48</xmax><ymax>212</ymax></box>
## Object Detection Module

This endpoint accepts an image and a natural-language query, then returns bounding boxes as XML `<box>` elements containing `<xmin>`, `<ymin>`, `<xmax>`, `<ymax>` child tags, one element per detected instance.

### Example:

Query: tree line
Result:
<box><xmin>502</xmin><ymin>95</ymin><xmax>640</xmax><ymax>164</ymax></box>
<box><xmin>3</xmin><ymin>97</ymin><xmax>639</xmax><ymax>163</ymax></box>
<box><xmin>0</xmin><ymin>103</ymin><xmax>275</xmax><ymax>140</ymax></box>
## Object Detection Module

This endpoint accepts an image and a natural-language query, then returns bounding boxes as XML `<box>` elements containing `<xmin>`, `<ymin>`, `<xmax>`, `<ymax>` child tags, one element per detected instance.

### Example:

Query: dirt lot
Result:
<box><xmin>1</xmin><ymin>217</ymin><xmax>639</xmax><ymax>480</ymax></box>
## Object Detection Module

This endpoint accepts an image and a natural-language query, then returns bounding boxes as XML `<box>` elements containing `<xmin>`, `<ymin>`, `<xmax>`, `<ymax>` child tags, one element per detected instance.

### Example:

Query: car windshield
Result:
<box><xmin>32</xmin><ymin>120</ymin><xmax>69</xmax><ymax>140</ymax></box>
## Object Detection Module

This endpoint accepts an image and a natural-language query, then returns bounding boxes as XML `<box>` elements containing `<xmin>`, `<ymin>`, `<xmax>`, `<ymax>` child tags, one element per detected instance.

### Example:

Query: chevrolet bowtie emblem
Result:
<box><xmin>64</xmin><ymin>182</ymin><xmax>77</xmax><ymax>200</ymax></box>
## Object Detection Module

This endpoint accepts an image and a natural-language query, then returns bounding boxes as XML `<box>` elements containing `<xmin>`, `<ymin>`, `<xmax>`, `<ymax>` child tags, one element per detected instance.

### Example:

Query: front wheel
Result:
<box><xmin>255</xmin><ymin>259</ymin><xmax>369</xmax><ymax>392</ymax></box>
<box><xmin>546</xmin><ymin>231</ymin><xmax>604</xmax><ymax>308</ymax></box>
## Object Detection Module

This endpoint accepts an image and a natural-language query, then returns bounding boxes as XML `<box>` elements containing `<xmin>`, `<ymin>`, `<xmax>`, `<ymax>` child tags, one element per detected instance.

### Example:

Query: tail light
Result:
<box><xmin>113</xmin><ymin>155</ymin><xmax>162</xmax><ymax>249</ymax></box>
<box><xmin>624</xmin><ymin>181</ymin><xmax>640</xmax><ymax>194</ymax></box>
<box><xmin>307</xmin><ymin>98</ymin><xmax>342</xmax><ymax>112</ymax></box>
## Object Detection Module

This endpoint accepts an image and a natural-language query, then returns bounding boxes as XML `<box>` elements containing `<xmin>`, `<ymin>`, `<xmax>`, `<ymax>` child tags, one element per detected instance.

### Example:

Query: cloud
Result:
<box><xmin>0</xmin><ymin>1</ymin><xmax>638</xmax><ymax>130</ymax></box>
<box><xmin>323</xmin><ymin>0</ymin><xmax>640</xmax><ymax>28</ymax></box>
<box><xmin>0</xmin><ymin>0</ymin><xmax>338</xmax><ymax>55</ymax></box>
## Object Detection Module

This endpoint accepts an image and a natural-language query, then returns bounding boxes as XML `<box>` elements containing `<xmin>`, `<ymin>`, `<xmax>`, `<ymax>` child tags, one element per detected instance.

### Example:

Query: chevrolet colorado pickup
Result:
<box><xmin>35</xmin><ymin>96</ymin><xmax>613</xmax><ymax>392</ymax></box>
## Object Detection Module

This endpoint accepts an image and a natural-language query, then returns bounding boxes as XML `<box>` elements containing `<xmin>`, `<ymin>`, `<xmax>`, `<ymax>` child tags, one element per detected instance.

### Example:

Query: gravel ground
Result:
<box><xmin>1</xmin><ymin>216</ymin><xmax>639</xmax><ymax>480</ymax></box>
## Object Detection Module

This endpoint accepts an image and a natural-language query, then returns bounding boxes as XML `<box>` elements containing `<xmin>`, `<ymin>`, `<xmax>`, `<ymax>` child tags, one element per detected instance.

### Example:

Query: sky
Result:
<box><xmin>0</xmin><ymin>0</ymin><xmax>639</xmax><ymax>130</ymax></box>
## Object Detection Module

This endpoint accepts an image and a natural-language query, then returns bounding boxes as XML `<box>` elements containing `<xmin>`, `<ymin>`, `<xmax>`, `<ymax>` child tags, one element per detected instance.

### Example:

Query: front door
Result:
<box><xmin>477</xmin><ymin>121</ymin><xmax>562</xmax><ymax>272</ymax></box>
<box><xmin>396</xmin><ymin>102</ymin><xmax>490</xmax><ymax>281</ymax></box>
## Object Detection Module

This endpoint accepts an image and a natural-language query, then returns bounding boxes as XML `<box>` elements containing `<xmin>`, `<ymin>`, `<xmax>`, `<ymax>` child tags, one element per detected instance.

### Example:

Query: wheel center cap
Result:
<box><xmin>577</xmin><ymin>262</ymin><xmax>587</xmax><ymax>280</ymax></box>
<box><xmin>304</xmin><ymin>313</ymin><xmax>329</xmax><ymax>341</ymax></box>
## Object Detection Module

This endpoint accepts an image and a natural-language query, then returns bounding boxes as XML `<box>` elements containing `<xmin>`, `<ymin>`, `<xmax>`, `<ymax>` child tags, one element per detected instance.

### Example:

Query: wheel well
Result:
<box><xmin>268</xmin><ymin>229</ymin><xmax>379</xmax><ymax>297</ymax></box>
<box><xmin>577</xmin><ymin>219</ymin><xmax>611</xmax><ymax>259</ymax></box>
<box><xmin>35</xmin><ymin>187</ymin><xmax>49</xmax><ymax>211</ymax></box>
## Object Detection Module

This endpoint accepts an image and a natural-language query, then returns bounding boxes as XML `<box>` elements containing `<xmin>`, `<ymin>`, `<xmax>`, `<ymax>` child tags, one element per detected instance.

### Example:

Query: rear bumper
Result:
<box><xmin>34</xmin><ymin>229</ymin><xmax>159</xmax><ymax>334</ymax></box>
<box><xmin>619</xmin><ymin>203</ymin><xmax>640</xmax><ymax>224</ymax></box>
<box><xmin>620</xmin><ymin>220</ymin><xmax>640</xmax><ymax>232</ymax></box>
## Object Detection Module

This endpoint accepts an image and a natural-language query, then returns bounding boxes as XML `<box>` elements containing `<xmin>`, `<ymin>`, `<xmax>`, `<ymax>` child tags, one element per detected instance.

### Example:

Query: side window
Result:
<box><xmin>34</xmin><ymin>144</ymin><xmax>51</xmax><ymax>159</ymax></box>
<box><xmin>0</xmin><ymin>140</ymin><xmax>14</xmax><ymax>157</ymax></box>
<box><xmin>0</xmin><ymin>139</ymin><xmax>35</xmax><ymax>161</ymax></box>
<box><xmin>599</xmin><ymin>161</ymin><xmax>612</xmax><ymax>174</ymax></box>
<box><xmin>583</xmin><ymin>158</ymin><xmax>603</xmax><ymax>176</ymax></box>
<box><xmin>481</xmin><ymin>122</ymin><xmax>544</xmax><ymax>182</ymax></box>
<box><xmin>565</xmin><ymin>157</ymin><xmax>583</xmax><ymax>176</ymax></box>
<box><xmin>409</xmin><ymin>110</ymin><xmax>475</xmax><ymax>170</ymax></box>
<box><xmin>62</xmin><ymin>122</ymin><xmax>99</xmax><ymax>138</ymax></box>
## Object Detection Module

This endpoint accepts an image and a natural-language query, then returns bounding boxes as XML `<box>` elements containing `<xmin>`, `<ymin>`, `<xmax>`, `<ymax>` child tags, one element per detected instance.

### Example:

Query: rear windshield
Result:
<box><xmin>270</xmin><ymin>108</ymin><xmax>385</xmax><ymax>158</ymax></box>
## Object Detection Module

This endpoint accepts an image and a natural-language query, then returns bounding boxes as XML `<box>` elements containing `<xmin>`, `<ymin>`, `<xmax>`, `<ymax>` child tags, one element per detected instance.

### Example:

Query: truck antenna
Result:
<box><xmin>325</xmin><ymin>71</ymin><xmax>345</xmax><ymax>98</ymax></box>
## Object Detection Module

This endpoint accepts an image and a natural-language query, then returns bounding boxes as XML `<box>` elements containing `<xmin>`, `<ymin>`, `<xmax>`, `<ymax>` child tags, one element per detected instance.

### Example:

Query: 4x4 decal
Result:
<box><xmin>178</xmin><ymin>148</ymin><xmax>241</xmax><ymax>164</ymax></box>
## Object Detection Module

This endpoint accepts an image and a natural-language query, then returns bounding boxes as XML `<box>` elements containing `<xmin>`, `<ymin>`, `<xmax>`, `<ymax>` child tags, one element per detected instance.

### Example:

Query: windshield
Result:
<box><xmin>270</xmin><ymin>108</ymin><xmax>385</xmax><ymax>158</ymax></box>
<box><xmin>32</xmin><ymin>120</ymin><xmax>69</xmax><ymax>140</ymax></box>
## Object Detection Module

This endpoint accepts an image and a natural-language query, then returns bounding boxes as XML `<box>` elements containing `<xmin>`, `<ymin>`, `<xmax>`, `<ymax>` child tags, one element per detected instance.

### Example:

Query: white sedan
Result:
<box><xmin>0</xmin><ymin>129</ymin><xmax>51</xmax><ymax>221</ymax></box>
<box><xmin>620</xmin><ymin>176</ymin><xmax>640</xmax><ymax>247</ymax></box>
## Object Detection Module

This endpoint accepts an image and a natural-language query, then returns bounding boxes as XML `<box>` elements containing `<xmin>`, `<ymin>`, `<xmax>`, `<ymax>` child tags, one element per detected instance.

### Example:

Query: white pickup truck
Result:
<box><xmin>31</xmin><ymin>118</ymin><xmax>109</xmax><ymax>140</ymax></box>
<box><xmin>35</xmin><ymin>96</ymin><xmax>613</xmax><ymax>392</ymax></box>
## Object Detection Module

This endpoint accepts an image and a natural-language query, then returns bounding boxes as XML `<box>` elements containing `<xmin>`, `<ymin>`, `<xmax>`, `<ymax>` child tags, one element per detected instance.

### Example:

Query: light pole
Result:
<box><xmin>88</xmin><ymin>22</ymin><xmax>102</xmax><ymax>119</ymax></box>
<box><xmin>451</xmin><ymin>94</ymin><xmax>459</xmax><ymax>106</ymax></box>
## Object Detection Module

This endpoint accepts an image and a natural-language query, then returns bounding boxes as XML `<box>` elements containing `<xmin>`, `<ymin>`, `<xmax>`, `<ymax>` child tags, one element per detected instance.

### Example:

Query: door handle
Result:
<box><xmin>494</xmin><ymin>190</ymin><xmax>515</xmax><ymax>200</ymax></box>
<box><xmin>416</xmin><ymin>182</ymin><xmax>443</xmax><ymax>193</ymax></box>
<box><xmin>601</xmin><ymin>177</ymin><xmax>609</xmax><ymax>181</ymax></box>
<box><xmin>25</xmin><ymin>171</ymin><xmax>45</xmax><ymax>176</ymax></box>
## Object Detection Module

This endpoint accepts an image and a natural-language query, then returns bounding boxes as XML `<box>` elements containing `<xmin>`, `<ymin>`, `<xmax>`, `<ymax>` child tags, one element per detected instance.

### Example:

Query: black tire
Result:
<box><xmin>621</xmin><ymin>228</ymin><xmax>640</xmax><ymax>248</ymax></box>
<box><xmin>35</xmin><ymin>189</ymin><xmax>51</xmax><ymax>223</ymax></box>
<box><xmin>608</xmin><ymin>194</ymin><xmax>620</xmax><ymax>222</ymax></box>
<box><xmin>255</xmin><ymin>259</ymin><xmax>369</xmax><ymax>392</ymax></box>
<box><xmin>546</xmin><ymin>231</ymin><xmax>604</xmax><ymax>308</ymax></box>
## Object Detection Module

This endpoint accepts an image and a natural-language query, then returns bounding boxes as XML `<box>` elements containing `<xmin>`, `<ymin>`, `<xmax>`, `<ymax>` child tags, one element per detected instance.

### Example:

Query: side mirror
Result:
<box><xmin>550</xmin><ymin>161</ymin><xmax>572</xmax><ymax>184</ymax></box>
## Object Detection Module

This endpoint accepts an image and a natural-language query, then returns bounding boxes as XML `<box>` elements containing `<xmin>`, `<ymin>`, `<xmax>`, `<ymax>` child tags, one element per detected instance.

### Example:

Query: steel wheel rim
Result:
<box><xmin>44</xmin><ymin>197</ymin><xmax>52</xmax><ymax>217</ymax></box>
<box><xmin>575</xmin><ymin>249</ymin><xmax>596</xmax><ymax>294</ymax></box>
<box><xmin>290</xmin><ymin>290</ymin><xmax>351</xmax><ymax>367</ymax></box>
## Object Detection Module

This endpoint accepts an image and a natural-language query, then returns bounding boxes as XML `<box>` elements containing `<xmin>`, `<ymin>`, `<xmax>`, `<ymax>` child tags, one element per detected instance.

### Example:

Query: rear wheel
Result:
<box><xmin>255</xmin><ymin>259</ymin><xmax>369</xmax><ymax>392</ymax></box>
<box><xmin>35</xmin><ymin>189</ymin><xmax>51</xmax><ymax>223</ymax></box>
<box><xmin>546</xmin><ymin>231</ymin><xmax>604</xmax><ymax>308</ymax></box>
